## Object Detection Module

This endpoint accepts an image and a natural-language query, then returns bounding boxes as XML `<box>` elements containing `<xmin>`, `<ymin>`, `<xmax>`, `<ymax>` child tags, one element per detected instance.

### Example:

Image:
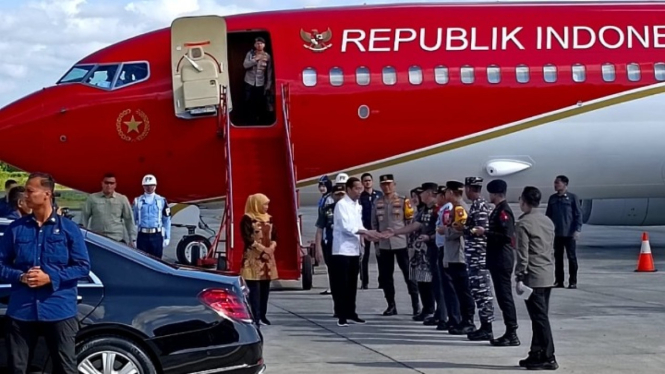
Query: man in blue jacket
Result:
<box><xmin>0</xmin><ymin>172</ymin><xmax>90</xmax><ymax>374</ymax></box>
<box><xmin>545</xmin><ymin>175</ymin><xmax>582</xmax><ymax>289</ymax></box>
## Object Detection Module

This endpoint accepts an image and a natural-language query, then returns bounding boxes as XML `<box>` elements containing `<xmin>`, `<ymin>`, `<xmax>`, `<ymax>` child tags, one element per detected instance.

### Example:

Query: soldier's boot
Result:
<box><xmin>519</xmin><ymin>351</ymin><xmax>543</xmax><ymax>367</ymax></box>
<box><xmin>467</xmin><ymin>321</ymin><xmax>493</xmax><ymax>341</ymax></box>
<box><xmin>490</xmin><ymin>326</ymin><xmax>520</xmax><ymax>347</ymax></box>
<box><xmin>383</xmin><ymin>302</ymin><xmax>397</xmax><ymax>316</ymax></box>
<box><xmin>410</xmin><ymin>294</ymin><xmax>421</xmax><ymax>316</ymax></box>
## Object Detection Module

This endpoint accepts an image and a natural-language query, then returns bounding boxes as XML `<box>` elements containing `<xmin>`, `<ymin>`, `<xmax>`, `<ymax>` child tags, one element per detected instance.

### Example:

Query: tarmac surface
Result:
<box><xmin>86</xmin><ymin>204</ymin><xmax>665</xmax><ymax>373</ymax></box>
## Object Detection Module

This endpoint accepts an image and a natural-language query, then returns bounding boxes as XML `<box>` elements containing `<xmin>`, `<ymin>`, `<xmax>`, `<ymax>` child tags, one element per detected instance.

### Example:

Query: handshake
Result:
<box><xmin>361</xmin><ymin>228</ymin><xmax>396</xmax><ymax>242</ymax></box>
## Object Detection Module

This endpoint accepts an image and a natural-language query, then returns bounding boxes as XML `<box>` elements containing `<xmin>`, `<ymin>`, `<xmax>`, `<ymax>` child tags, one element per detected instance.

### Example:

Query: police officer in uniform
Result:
<box><xmin>133</xmin><ymin>174</ymin><xmax>171</xmax><ymax>259</ymax></box>
<box><xmin>464</xmin><ymin>176</ymin><xmax>495</xmax><ymax>341</ymax></box>
<box><xmin>371</xmin><ymin>174</ymin><xmax>419</xmax><ymax>316</ymax></box>
<box><xmin>315</xmin><ymin>184</ymin><xmax>345</xmax><ymax>298</ymax></box>
<box><xmin>483</xmin><ymin>179</ymin><xmax>520</xmax><ymax>346</ymax></box>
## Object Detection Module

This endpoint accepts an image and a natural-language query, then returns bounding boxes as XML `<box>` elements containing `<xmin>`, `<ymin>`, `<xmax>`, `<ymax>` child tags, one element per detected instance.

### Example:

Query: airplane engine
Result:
<box><xmin>582</xmin><ymin>198</ymin><xmax>665</xmax><ymax>226</ymax></box>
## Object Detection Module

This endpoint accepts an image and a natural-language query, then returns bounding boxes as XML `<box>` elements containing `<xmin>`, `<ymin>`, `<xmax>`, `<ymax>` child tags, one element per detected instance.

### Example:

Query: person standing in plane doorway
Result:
<box><xmin>243</xmin><ymin>37</ymin><xmax>273</xmax><ymax>125</ymax></box>
<box><xmin>359</xmin><ymin>173</ymin><xmax>383</xmax><ymax>289</ymax></box>
<box><xmin>545</xmin><ymin>175</ymin><xmax>582</xmax><ymax>289</ymax></box>
<box><xmin>133</xmin><ymin>174</ymin><xmax>171</xmax><ymax>259</ymax></box>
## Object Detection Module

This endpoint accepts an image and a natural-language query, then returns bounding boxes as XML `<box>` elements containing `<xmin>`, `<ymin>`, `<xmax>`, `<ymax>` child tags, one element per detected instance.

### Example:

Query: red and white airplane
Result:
<box><xmin>2</xmin><ymin>1</ymin><xmax>665</xmax><ymax>280</ymax></box>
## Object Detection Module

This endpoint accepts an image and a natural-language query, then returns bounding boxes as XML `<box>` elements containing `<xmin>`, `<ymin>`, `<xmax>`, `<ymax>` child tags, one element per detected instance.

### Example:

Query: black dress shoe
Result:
<box><xmin>260</xmin><ymin>317</ymin><xmax>271</xmax><ymax>326</ymax></box>
<box><xmin>553</xmin><ymin>282</ymin><xmax>565</xmax><ymax>288</ymax></box>
<box><xmin>423</xmin><ymin>316</ymin><xmax>439</xmax><ymax>326</ymax></box>
<box><xmin>382</xmin><ymin>305</ymin><xmax>397</xmax><ymax>316</ymax></box>
<box><xmin>349</xmin><ymin>316</ymin><xmax>366</xmax><ymax>324</ymax></box>
<box><xmin>519</xmin><ymin>352</ymin><xmax>542</xmax><ymax>367</ymax></box>
<box><xmin>568</xmin><ymin>284</ymin><xmax>577</xmax><ymax>289</ymax></box>
<box><xmin>526</xmin><ymin>356</ymin><xmax>559</xmax><ymax>370</ymax></box>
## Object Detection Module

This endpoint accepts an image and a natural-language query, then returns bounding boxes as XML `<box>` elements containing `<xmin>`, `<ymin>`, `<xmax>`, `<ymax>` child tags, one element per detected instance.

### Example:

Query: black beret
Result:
<box><xmin>465</xmin><ymin>176</ymin><xmax>484</xmax><ymax>187</ymax></box>
<box><xmin>487</xmin><ymin>179</ymin><xmax>508</xmax><ymax>194</ymax></box>
<box><xmin>419</xmin><ymin>182</ymin><xmax>438</xmax><ymax>193</ymax></box>
<box><xmin>379</xmin><ymin>174</ymin><xmax>394</xmax><ymax>183</ymax></box>
<box><xmin>445</xmin><ymin>180</ymin><xmax>464</xmax><ymax>191</ymax></box>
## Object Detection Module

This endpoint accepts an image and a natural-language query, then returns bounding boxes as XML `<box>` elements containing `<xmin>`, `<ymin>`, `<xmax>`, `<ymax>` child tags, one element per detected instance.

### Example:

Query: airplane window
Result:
<box><xmin>461</xmin><ymin>66</ymin><xmax>474</xmax><ymax>84</ymax></box>
<box><xmin>382</xmin><ymin>66</ymin><xmax>397</xmax><ymax>86</ymax></box>
<box><xmin>487</xmin><ymin>65</ymin><xmax>501</xmax><ymax>84</ymax></box>
<box><xmin>602</xmin><ymin>63</ymin><xmax>616</xmax><ymax>82</ymax></box>
<box><xmin>515</xmin><ymin>65</ymin><xmax>529</xmax><ymax>83</ymax></box>
<box><xmin>114</xmin><ymin>62</ymin><xmax>149</xmax><ymax>88</ymax></box>
<box><xmin>627</xmin><ymin>63</ymin><xmax>641</xmax><ymax>82</ymax></box>
<box><xmin>654</xmin><ymin>63</ymin><xmax>665</xmax><ymax>81</ymax></box>
<box><xmin>85</xmin><ymin>64</ymin><xmax>121</xmax><ymax>88</ymax></box>
<box><xmin>356</xmin><ymin>67</ymin><xmax>370</xmax><ymax>86</ymax></box>
<box><xmin>543</xmin><ymin>64</ymin><xmax>557</xmax><ymax>83</ymax></box>
<box><xmin>572</xmin><ymin>64</ymin><xmax>586</xmax><ymax>83</ymax></box>
<box><xmin>57</xmin><ymin>65</ymin><xmax>95</xmax><ymax>84</ymax></box>
<box><xmin>329</xmin><ymin>67</ymin><xmax>344</xmax><ymax>86</ymax></box>
<box><xmin>408</xmin><ymin>66</ymin><xmax>423</xmax><ymax>85</ymax></box>
<box><xmin>302</xmin><ymin>67</ymin><xmax>317</xmax><ymax>87</ymax></box>
<box><xmin>434</xmin><ymin>65</ymin><xmax>449</xmax><ymax>84</ymax></box>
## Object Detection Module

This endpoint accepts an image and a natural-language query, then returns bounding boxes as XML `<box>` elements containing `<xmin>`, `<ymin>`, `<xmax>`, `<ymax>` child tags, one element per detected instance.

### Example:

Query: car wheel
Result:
<box><xmin>77</xmin><ymin>336</ymin><xmax>156</xmax><ymax>374</ymax></box>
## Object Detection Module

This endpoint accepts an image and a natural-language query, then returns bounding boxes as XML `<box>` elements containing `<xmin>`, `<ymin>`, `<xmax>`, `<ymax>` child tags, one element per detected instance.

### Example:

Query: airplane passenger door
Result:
<box><xmin>170</xmin><ymin>15</ymin><xmax>231</xmax><ymax>119</ymax></box>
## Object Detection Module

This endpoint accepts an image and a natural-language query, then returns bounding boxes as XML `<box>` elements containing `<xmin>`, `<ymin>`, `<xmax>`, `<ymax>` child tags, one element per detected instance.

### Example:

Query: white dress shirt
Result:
<box><xmin>332</xmin><ymin>195</ymin><xmax>366</xmax><ymax>256</ymax></box>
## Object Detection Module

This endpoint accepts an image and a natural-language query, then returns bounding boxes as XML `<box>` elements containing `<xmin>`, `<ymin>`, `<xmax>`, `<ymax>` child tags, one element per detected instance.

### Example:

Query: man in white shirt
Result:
<box><xmin>331</xmin><ymin>177</ymin><xmax>379</xmax><ymax>327</ymax></box>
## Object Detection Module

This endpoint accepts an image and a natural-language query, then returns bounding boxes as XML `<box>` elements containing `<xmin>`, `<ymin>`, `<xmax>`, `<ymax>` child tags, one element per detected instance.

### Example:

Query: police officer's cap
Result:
<box><xmin>487</xmin><ymin>179</ymin><xmax>508</xmax><ymax>194</ymax></box>
<box><xmin>465</xmin><ymin>176</ymin><xmax>484</xmax><ymax>187</ymax></box>
<box><xmin>437</xmin><ymin>185</ymin><xmax>447</xmax><ymax>195</ymax></box>
<box><xmin>379</xmin><ymin>174</ymin><xmax>395</xmax><ymax>184</ymax></box>
<box><xmin>333</xmin><ymin>184</ymin><xmax>345</xmax><ymax>194</ymax></box>
<box><xmin>411</xmin><ymin>187</ymin><xmax>423</xmax><ymax>195</ymax></box>
<box><xmin>418</xmin><ymin>182</ymin><xmax>438</xmax><ymax>193</ymax></box>
<box><xmin>445</xmin><ymin>180</ymin><xmax>464</xmax><ymax>191</ymax></box>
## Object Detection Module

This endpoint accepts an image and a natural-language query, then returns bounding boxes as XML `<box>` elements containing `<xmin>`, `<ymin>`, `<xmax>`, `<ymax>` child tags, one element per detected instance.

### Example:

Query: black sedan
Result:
<box><xmin>0</xmin><ymin>218</ymin><xmax>265</xmax><ymax>374</ymax></box>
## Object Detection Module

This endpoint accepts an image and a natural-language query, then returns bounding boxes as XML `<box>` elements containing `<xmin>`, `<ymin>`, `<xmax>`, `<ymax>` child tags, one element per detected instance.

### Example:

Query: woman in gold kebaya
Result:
<box><xmin>240</xmin><ymin>193</ymin><xmax>278</xmax><ymax>326</ymax></box>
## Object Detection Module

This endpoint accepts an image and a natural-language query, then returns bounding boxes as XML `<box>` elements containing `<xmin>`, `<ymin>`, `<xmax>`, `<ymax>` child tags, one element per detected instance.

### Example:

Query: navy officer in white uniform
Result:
<box><xmin>132</xmin><ymin>174</ymin><xmax>171</xmax><ymax>259</ymax></box>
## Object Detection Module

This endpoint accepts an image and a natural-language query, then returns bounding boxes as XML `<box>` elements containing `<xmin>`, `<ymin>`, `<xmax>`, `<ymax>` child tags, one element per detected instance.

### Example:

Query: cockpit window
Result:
<box><xmin>86</xmin><ymin>64</ymin><xmax>121</xmax><ymax>88</ymax></box>
<box><xmin>115</xmin><ymin>63</ymin><xmax>149</xmax><ymax>88</ymax></box>
<box><xmin>58</xmin><ymin>65</ymin><xmax>95</xmax><ymax>84</ymax></box>
<box><xmin>56</xmin><ymin>61</ymin><xmax>150</xmax><ymax>90</ymax></box>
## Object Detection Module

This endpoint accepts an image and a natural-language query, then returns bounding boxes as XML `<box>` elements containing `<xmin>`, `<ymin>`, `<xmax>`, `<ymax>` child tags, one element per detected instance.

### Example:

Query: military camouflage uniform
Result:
<box><xmin>464</xmin><ymin>178</ymin><xmax>494</xmax><ymax>329</ymax></box>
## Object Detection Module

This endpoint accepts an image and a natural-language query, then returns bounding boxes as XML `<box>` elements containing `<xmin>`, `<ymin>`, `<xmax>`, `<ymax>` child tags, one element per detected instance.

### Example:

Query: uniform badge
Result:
<box><xmin>165</xmin><ymin>206</ymin><xmax>171</xmax><ymax>217</ymax></box>
<box><xmin>500</xmin><ymin>211</ymin><xmax>509</xmax><ymax>222</ymax></box>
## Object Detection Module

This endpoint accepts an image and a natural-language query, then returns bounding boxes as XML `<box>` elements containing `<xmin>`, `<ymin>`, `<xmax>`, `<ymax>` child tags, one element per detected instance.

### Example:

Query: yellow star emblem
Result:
<box><xmin>124</xmin><ymin>115</ymin><xmax>142</xmax><ymax>133</ymax></box>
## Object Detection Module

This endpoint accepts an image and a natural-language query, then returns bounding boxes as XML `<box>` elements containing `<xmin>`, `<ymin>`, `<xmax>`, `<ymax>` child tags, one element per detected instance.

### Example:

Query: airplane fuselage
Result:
<box><xmin>1</xmin><ymin>1</ymin><xmax>665</xmax><ymax>209</ymax></box>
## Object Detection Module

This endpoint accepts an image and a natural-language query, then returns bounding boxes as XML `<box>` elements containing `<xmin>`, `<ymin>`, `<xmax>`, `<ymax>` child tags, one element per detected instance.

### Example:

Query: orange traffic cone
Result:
<box><xmin>635</xmin><ymin>232</ymin><xmax>657</xmax><ymax>272</ymax></box>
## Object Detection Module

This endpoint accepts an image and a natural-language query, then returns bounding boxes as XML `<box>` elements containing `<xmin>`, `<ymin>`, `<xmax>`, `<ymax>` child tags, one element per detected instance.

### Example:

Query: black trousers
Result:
<box><xmin>361</xmin><ymin>239</ymin><xmax>372</xmax><ymax>287</ymax></box>
<box><xmin>428</xmin><ymin>246</ymin><xmax>447</xmax><ymax>322</ymax></box>
<box><xmin>244</xmin><ymin>83</ymin><xmax>267</xmax><ymax>125</ymax></box>
<box><xmin>330</xmin><ymin>255</ymin><xmax>360</xmax><ymax>319</ymax></box>
<box><xmin>525</xmin><ymin>288</ymin><xmax>555</xmax><ymax>359</ymax></box>
<box><xmin>6</xmin><ymin>316</ymin><xmax>78</xmax><ymax>374</ymax></box>
<box><xmin>489</xmin><ymin>265</ymin><xmax>518</xmax><ymax>330</ymax></box>
<box><xmin>418</xmin><ymin>282</ymin><xmax>434</xmax><ymax>313</ymax></box>
<box><xmin>554</xmin><ymin>236</ymin><xmax>578</xmax><ymax>285</ymax></box>
<box><xmin>246</xmin><ymin>280</ymin><xmax>271</xmax><ymax>324</ymax></box>
<box><xmin>137</xmin><ymin>232</ymin><xmax>163</xmax><ymax>259</ymax></box>
<box><xmin>443</xmin><ymin>263</ymin><xmax>475</xmax><ymax>324</ymax></box>
<box><xmin>377</xmin><ymin>248</ymin><xmax>419</xmax><ymax>304</ymax></box>
<box><xmin>322</xmin><ymin>240</ymin><xmax>333</xmax><ymax>288</ymax></box>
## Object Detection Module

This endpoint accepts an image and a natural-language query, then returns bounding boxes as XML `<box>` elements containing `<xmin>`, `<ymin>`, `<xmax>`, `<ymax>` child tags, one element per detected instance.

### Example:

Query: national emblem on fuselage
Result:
<box><xmin>300</xmin><ymin>28</ymin><xmax>333</xmax><ymax>52</ymax></box>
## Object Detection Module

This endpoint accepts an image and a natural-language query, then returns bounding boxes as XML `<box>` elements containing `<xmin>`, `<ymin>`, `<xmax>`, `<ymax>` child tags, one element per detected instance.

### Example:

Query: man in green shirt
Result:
<box><xmin>80</xmin><ymin>173</ymin><xmax>136</xmax><ymax>244</ymax></box>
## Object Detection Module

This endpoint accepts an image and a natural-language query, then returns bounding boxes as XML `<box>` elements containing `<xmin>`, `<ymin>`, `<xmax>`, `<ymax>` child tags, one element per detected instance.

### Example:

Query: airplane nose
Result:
<box><xmin>0</xmin><ymin>89</ymin><xmax>46</xmax><ymax>166</ymax></box>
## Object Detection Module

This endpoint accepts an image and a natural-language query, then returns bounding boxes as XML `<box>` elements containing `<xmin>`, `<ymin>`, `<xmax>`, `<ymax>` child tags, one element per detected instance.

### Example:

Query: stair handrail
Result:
<box><xmin>223</xmin><ymin>86</ymin><xmax>234</xmax><ymax>251</ymax></box>
<box><xmin>281</xmin><ymin>83</ymin><xmax>302</xmax><ymax>247</ymax></box>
